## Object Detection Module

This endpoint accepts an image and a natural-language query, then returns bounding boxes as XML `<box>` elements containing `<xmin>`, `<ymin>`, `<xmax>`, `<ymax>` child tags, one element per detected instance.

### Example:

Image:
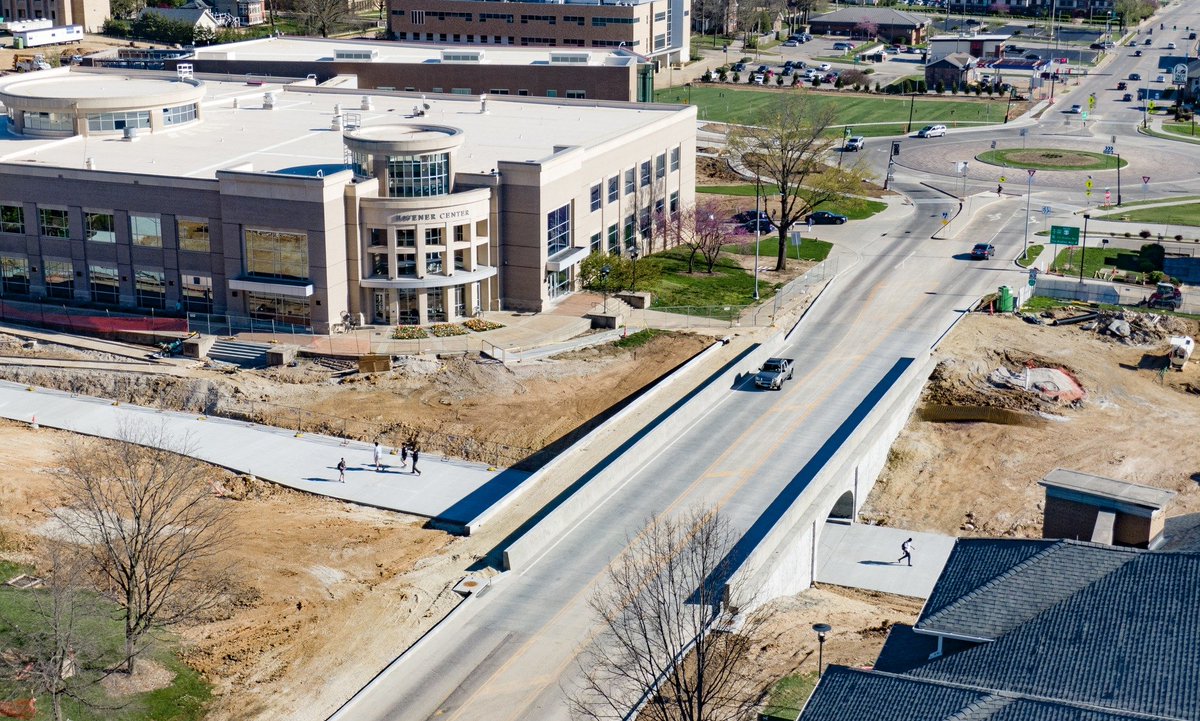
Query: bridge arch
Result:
<box><xmin>827</xmin><ymin>490</ymin><xmax>854</xmax><ymax>523</ymax></box>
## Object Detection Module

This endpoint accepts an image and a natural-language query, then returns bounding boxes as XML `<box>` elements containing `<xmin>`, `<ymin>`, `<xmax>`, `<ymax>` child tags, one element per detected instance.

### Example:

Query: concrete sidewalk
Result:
<box><xmin>816</xmin><ymin>522</ymin><xmax>956</xmax><ymax>599</ymax></box>
<box><xmin>0</xmin><ymin>380</ymin><xmax>527</xmax><ymax>527</ymax></box>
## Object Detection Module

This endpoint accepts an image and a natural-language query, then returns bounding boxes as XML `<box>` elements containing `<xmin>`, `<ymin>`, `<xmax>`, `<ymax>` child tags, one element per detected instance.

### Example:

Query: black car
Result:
<box><xmin>1122</xmin><ymin>93</ymin><xmax>1133</xmax><ymax>101</ymax></box>
<box><xmin>1130</xmin><ymin>73</ymin><xmax>1141</xmax><ymax>81</ymax></box>
<box><xmin>732</xmin><ymin>62</ymin><xmax>746</xmax><ymax>72</ymax></box>
<box><xmin>970</xmin><ymin>243</ymin><xmax>995</xmax><ymax>259</ymax></box>
<box><xmin>1116</xmin><ymin>81</ymin><xmax>1127</xmax><ymax>90</ymax></box>
<box><xmin>733</xmin><ymin>209</ymin><xmax>769</xmax><ymax>224</ymax></box>
<box><xmin>806</xmin><ymin>211</ymin><xmax>848</xmax><ymax>225</ymax></box>
<box><xmin>741</xmin><ymin>219</ymin><xmax>776</xmax><ymax>233</ymax></box>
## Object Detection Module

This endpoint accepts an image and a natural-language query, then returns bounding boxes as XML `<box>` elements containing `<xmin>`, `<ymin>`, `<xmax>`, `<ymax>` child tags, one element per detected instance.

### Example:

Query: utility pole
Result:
<box><xmin>1023</xmin><ymin>169</ymin><xmax>1035</xmax><ymax>261</ymax></box>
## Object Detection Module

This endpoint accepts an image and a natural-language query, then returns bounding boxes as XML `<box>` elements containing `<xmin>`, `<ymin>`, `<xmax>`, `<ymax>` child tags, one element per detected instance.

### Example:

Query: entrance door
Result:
<box><xmin>373</xmin><ymin>290</ymin><xmax>388</xmax><ymax>324</ymax></box>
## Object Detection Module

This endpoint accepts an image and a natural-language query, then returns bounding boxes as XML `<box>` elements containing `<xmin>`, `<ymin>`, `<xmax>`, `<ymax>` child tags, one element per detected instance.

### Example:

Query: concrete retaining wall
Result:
<box><xmin>726</xmin><ymin>353</ymin><xmax>937</xmax><ymax>609</ymax></box>
<box><xmin>465</xmin><ymin>338</ymin><xmax>727</xmax><ymax>536</ymax></box>
<box><xmin>1031</xmin><ymin>275</ymin><xmax>1200</xmax><ymax>314</ymax></box>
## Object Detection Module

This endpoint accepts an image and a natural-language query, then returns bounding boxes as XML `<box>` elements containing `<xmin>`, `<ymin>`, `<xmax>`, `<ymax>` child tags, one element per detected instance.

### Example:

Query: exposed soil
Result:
<box><xmin>862</xmin><ymin>313</ymin><xmax>1200</xmax><ymax>538</ymax></box>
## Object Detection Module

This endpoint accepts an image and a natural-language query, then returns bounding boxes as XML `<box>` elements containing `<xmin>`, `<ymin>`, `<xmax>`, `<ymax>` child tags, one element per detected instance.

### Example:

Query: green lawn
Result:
<box><xmin>0</xmin><ymin>581</ymin><xmax>211</xmax><ymax>721</ymax></box>
<box><xmin>761</xmin><ymin>672</ymin><xmax>819</xmax><ymax>720</ymax></box>
<box><xmin>644</xmin><ymin>248</ymin><xmax>779</xmax><ymax>311</ymax></box>
<box><xmin>1112</xmin><ymin>203</ymin><xmax>1200</xmax><ymax>227</ymax></box>
<box><xmin>1017</xmin><ymin>244</ymin><xmax>1044</xmax><ymax>268</ymax></box>
<box><xmin>725</xmin><ymin>236</ymin><xmax>833</xmax><ymax>262</ymax></box>
<box><xmin>977</xmin><ymin>148</ymin><xmax>1126</xmax><ymax>171</ymax></box>
<box><xmin>1050</xmin><ymin>246</ymin><xmax>1148</xmax><ymax>282</ymax></box>
<box><xmin>1163</xmin><ymin>122</ymin><xmax>1200</xmax><ymax>139</ymax></box>
<box><xmin>696</xmin><ymin>185</ymin><xmax>888</xmax><ymax>220</ymax></box>
<box><xmin>653</xmin><ymin>86</ymin><xmax>1009</xmax><ymax>128</ymax></box>
<box><xmin>1097</xmin><ymin>195</ymin><xmax>1200</xmax><ymax>210</ymax></box>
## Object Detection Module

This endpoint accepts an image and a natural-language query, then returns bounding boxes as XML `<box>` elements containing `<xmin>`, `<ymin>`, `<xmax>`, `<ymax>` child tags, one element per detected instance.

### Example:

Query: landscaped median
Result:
<box><xmin>976</xmin><ymin>148</ymin><xmax>1126</xmax><ymax>171</ymax></box>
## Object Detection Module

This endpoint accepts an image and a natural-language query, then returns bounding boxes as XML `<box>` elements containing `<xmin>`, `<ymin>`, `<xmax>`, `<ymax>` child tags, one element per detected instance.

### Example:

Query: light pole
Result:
<box><xmin>1023</xmin><ymin>169</ymin><xmax>1035</xmax><ymax>261</ymax></box>
<box><xmin>753</xmin><ymin>173</ymin><xmax>761</xmax><ymax>301</ymax></box>
<box><xmin>906</xmin><ymin>92</ymin><xmax>916</xmax><ymax>134</ymax></box>
<box><xmin>600</xmin><ymin>264</ymin><xmax>611</xmax><ymax>312</ymax></box>
<box><xmin>629</xmin><ymin>245</ymin><xmax>639</xmax><ymax>293</ymax></box>
<box><xmin>1079</xmin><ymin>212</ymin><xmax>1090</xmax><ymax>283</ymax></box>
<box><xmin>812</xmin><ymin>623</ymin><xmax>831</xmax><ymax>678</ymax></box>
<box><xmin>1116</xmin><ymin>152</ymin><xmax>1122</xmax><ymax>206</ymax></box>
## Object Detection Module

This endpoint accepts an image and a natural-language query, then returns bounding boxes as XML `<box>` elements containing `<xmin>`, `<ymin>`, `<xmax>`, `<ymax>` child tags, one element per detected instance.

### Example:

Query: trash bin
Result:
<box><xmin>998</xmin><ymin>285</ymin><xmax>1015</xmax><ymax>313</ymax></box>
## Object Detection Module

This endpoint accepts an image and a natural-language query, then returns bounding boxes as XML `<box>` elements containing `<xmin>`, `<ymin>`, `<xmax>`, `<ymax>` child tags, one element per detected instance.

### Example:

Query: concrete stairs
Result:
<box><xmin>207</xmin><ymin>339</ymin><xmax>273</xmax><ymax>368</ymax></box>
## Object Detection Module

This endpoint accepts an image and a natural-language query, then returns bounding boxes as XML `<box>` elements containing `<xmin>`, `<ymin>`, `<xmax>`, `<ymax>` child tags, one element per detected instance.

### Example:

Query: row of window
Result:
<box><xmin>588</xmin><ymin>147</ymin><xmax>682</xmax><ymax>212</ymax></box>
<box><xmin>367</xmin><ymin>223</ymin><xmax>482</xmax><ymax>249</ymax></box>
<box><xmin>0</xmin><ymin>204</ymin><xmax>210</xmax><ymax>250</ymax></box>
<box><xmin>19</xmin><ymin>105</ymin><xmax>200</xmax><ymax>134</ymax></box>
<box><xmin>367</xmin><ymin>248</ymin><xmax>476</xmax><ymax>278</ymax></box>
<box><xmin>0</xmin><ymin>255</ymin><xmax>214</xmax><ymax>312</ymax></box>
<box><xmin>396</xmin><ymin>10</ymin><xmax>641</xmax><ymax>26</ymax></box>
<box><xmin>394</xmin><ymin>32</ymin><xmax>642</xmax><ymax>48</ymax></box>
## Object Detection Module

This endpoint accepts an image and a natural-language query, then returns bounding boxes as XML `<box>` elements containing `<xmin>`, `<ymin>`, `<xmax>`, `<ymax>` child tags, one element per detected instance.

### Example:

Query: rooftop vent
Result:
<box><xmin>441</xmin><ymin>49</ymin><xmax>483</xmax><ymax>63</ymax></box>
<box><xmin>549</xmin><ymin>51</ymin><xmax>590</xmax><ymax>65</ymax></box>
<box><xmin>263</xmin><ymin>92</ymin><xmax>275</xmax><ymax>110</ymax></box>
<box><xmin>335</xmin><ymin>48</ymin><xmax>378</xmax><ymax>61</ymax></box>
<box><xmin>177</xmin><ymin>62</ymin><xmax>194</xmax><ymax>80</ymax></box>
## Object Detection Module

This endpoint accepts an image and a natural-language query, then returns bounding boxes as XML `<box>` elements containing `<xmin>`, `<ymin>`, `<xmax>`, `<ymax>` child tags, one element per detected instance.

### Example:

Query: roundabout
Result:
<box><xmin>976</xmin><ymin>148</ymin><xmax>1127</xmax><ymax>171</ymax></box>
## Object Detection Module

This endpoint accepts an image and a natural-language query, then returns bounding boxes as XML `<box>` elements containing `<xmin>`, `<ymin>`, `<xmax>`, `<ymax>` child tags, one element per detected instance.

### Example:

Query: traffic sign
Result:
<box><xmin>1105</xmin><ymin>190</ymin><xmax>1112</xmax><ymax>204</ymax></box>
<box><xmin>1050</xmin><ymin>226</ymin><xmax>1080</xmax><ymax>245</ymax></box>
<box><xmin>1085</xmin><ymin>179</ymin><xmax>1094</xmax><ymax>190</ymax></box>
<box><xmin>991</xmin><ymin>140</ymin><xmax>997</xmax><ymax>149</ymax></box>
<box><xmin>1142</xmin><ymin>175</ymin><xmax>1151</xmax><ymax>184</ymax></box>
<box><xmin>999</xmin><ymin>176</ymin><xmax>1007</xmax><ymax>183</ymax></box>
<box><xmin>1042</xmin><ymin>205</ymin><xmax>1052</xmax><ymax>216</ymax></box>
<box><xmin>1020</xmin><ymin>128</ymin><xmax>1028</xmax><ymax>137</ymax></box>
<box><xmin>1103</xmin><ymin>146</ymin><xmax>1115</xmax><ymax>155</ymax></box>
<box><xmin>1173</xmin><ymin>63</ymin><xmax>1189</xmax><ymax>85</ymax></box>
<box><xmin>1081</xmin><ymin>111</ymin><xmax>1089</xmax><ymax>121</ymax></box>
<box><xmin>941</xmin><ymin>211</ymin><xmax>949</xmax><ymax>220</ymax></box>
<box><xmin>1028</xmin><ymin>267</ymin><xmax>1040</xmax><ymax>287</ymax></box>
<box><xmin>1028</xmin><ymin>169</ymin><xmax>1037</xmax><ymax>177</ymax></box>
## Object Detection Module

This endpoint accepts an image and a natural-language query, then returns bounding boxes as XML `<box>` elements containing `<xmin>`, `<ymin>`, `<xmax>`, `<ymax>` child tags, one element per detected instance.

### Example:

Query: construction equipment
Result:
<box><xmin>1169</xmin><ymin>336</ymin><xmax>1194</xmax><ymax>371</ymax></box>
<box><xmin>12</xmin><ymin>53</ymin><xmax>51</xmax><ymax>72</ymax></box>
<box><xmin>1147</xmin><ymin>281</ymin><xmax>1183</xmax><ymax>311</ymax></box>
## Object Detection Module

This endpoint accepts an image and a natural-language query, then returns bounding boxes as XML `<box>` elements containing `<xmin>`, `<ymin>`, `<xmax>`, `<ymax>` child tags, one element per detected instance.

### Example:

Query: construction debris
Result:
<box><xmin>989</xmin><ymin>366</ymin><xmax>1087</xmax><ymax>404</ymax></box>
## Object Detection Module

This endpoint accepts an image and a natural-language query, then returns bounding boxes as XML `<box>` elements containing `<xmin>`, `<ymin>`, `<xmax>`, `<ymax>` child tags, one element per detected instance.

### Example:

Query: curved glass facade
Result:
<box><xmin>386</xmin><ymin>153</ymin><xmax>451</xmax><ymax>198</ymax></box>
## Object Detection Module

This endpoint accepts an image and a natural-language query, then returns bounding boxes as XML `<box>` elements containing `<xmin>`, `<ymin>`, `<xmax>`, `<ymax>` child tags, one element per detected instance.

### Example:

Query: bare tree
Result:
<box><xmin>655</xmin><ymin>199</ymin><xmax>735</xmax><ymax>274</ymax></box>
<box><xmin>53</xmin><ymin>424</ymin><xmax>231</xmax><ymax>676</ymax></box>
<box><xmin>570</xmin><ymin>508</ymin><xmax>764</xmax><ymax>721</ymax></box>
<box><xmin>0</xmin><ymin>543</ymin><xmax>105</xmax><ymax>721</ymax></box>
<box><xmin>295</xmin><ymin>0</ymin><xmax>349</xmax><ymax>37</ymax></box>
<box><xmin>728</xmin><ymin>94</ymin><xmax>869</xmax><ymax>271</ymax></box>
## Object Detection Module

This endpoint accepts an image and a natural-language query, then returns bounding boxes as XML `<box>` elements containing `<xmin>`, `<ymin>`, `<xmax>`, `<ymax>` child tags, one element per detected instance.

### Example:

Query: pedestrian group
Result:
<box><xmin>335</xmin><ymin>441</ymin><xmax>422</xmax><ymax>482</ymax></box>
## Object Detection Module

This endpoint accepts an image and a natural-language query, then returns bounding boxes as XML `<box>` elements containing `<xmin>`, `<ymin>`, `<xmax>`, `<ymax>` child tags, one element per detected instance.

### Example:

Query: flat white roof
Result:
<box><xmin>0</xmin><ymin>69</ymin><xmax>687</xmax><ymax>180</ymax></box>
<box><xmin>930</xmin><ymin>34</ymin><xmax>1012</xmax><ymax>41</ymax></box>
<box><xmin>193</xmin><ymin>36</ymin><xmax>637</xmax><ymax>67</ymax></box>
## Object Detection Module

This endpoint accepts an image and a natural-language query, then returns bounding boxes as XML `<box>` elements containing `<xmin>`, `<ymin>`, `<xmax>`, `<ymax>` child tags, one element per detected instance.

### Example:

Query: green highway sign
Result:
<box><xmin>1050</xmin><ymin>225</ymin><xmax>1080</xmax><ymax>245</ymax></box>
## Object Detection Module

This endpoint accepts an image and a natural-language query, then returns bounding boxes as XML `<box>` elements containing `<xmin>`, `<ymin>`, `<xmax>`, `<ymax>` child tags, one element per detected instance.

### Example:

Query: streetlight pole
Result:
<box><xmin>1116</xmin><ymin>153</ymin><xmax>1122</xmax><ymax>206</ymax></box>
<box><xmin>753</xmin><ymin>172</ymin><xmax>761</xmax><ymax>301</ymax></box>
<box><xmin>812</xmin><ymin>623</ymin><xmax>831</xmax><ymax>678</ymax></box>
<box><xmin>1079</xmin><ymin>213</ymin><xmax>1090</xmax><ymax>283</ymax></box>
<box><xmin>906</xmin><ymin>92</ymin><xmax>916</xmax><ymax>134</ymax></box>
<box><xmin>1023</xmin><ymin>169</ymin><xmax>1034</xmax><ymax>261</ymax></box>
<box><xmin>600</xmin><ymin>264</ymin><xmax>611</xmax><ymax>313</ymax></box>
<box><xmin>630</xmin><ymin>245</ymin><xmax>639</xmax><ymax>292</ymax></box>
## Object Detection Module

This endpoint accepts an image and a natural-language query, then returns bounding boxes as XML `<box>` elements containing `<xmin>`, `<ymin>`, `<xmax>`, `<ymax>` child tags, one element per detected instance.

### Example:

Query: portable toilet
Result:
<box><xmin>14</xmin><ymin>37</ymin><xmax>25</xmax><ymax>49</ymax></box>
<box><xmin>998</xmin><ymin>285</ymin><xmax>1014</xmax><ymax>312</ymax></box>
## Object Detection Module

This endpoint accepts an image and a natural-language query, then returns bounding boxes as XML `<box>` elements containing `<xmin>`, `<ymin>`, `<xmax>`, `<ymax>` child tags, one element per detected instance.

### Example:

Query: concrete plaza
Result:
<box><xmin>816</xmin><ymin>522</ymin><xmax>957</xmax><ymax>599</ymax></box>
<box><xmin>0</xmin><ymin>380</ymin><xmax>527</xmax><ymax>527</ymax></box>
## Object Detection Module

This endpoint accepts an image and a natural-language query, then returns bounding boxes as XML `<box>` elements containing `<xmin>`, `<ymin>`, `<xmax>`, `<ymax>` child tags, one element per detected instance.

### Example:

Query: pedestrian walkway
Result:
<box><xmin>0</xmin><ymin>380</ymin><xmax>527</xmax><ymax>528</ymax></box>
<box><xmin>816</xmin><ymin>522</ymin><xmax>956</xmax><ymax>599</ymax></box>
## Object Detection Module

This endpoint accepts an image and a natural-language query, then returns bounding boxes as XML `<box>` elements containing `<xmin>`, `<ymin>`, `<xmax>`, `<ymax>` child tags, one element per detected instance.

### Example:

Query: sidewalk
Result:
<box><xmin>816</xmin><ymin>522</ymin><xmax>956</xmax><ymax>599</ymax></box>
<box><xmin>0</xmin><ymin>380</ymin><xmax>527</xmax><ymax>527</ymax></box>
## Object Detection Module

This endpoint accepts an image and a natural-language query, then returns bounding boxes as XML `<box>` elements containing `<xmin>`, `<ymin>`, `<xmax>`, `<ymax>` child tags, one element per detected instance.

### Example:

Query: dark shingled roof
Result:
<box><xmin>810</xmin><ymin>7</ymin><xmax>931</xmax><ymax>28</ymax></box>
<box><xmin>798</xmin><ymin>540</ymin><xmax>1200</xmax><ymax>721</ymax></box>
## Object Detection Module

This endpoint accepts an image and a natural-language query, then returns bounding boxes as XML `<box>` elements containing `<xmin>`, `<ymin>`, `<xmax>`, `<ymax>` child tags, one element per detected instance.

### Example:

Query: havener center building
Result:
<box><xmin>0</xmin><ymin>68</ymin><xmax>695</xmax><ymax>332</ymax></box>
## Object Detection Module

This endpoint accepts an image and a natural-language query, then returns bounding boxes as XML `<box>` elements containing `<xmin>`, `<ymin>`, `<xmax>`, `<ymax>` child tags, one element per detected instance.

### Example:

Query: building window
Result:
<box><xmin>425</xmin><ymin>227</ymin><xmax>445</xmax><ymax>246</ymax></box>
<box><xmin>44</xmin><ymin>259</ymin><xmax>74</xmax><ymax>300</ymax></box>
<box><xmin>386</xmin><ymin>152</ymin><xmax>451</xmax><ymax>197</ymax></box>
<box><xmin>0</xmin><ymin>205</ymin><xmax>25</xmax><ymax>234</ymax></box>
<box><xmin>370</xmin><ymin>252</ymin><xmax>388</xmax><ymax>277</ymax></box>
<box><xmin>607</xmin><ymin>223</ymin><xmax>619</xmax><ymax>253</ymax></box>
<box><xmin>130</xmin><ymin>214</ymin><xmax>162</xmax><ymax>247</ymax></box>
<box><xmin>162</xmin><ymin>103</ymin><xmax>197</xmax><ymax>125</ymax></box>
<box><xmin>397</xmin><ymin>288</ymin><xmax>418</xmax><ymax>324</ymax></box>
<box><xmin>135</xmin><ymin>268</ymin><xmax>165</xmax><ymax>309</ymax></box>
<box><xmin>427</xmin><ymin>290</ymin><xmax>447</xmax><ymax>322</ymax></box>
<box><xmin>656</xmin><ymin>153</ymin><xmax>666</xmax><ymax>179</ymax></box>
<box><xmin>244</xmin><ymin>229</ymin><xmax>309</xmax><ymax>281</ymax></box>
<box><xmin>546</xmin><ymin>204</ymin><xmax>571</xmax><ymax>255</ymax></box>
<box><xmin>453</xmin><ymin>285</ymin><xmax>465</xmax><ymax>318</ymax></box>
<box><xmin>247</xmin><ymin>291</ymin><xmax>310</xmax><ymax>325</ymax></box>
<box><xmin>639</xmin><ymin>208</ymin><xmax>652</xmax><ymax>240</ymax></box>
<box><xmin>624</xmin><ymin>168</ymin><xmax>635</xmax><ymax>195</ymax></box>
<box><xmin>670</xmin><ymin>190</ymin><xmax>680</xmax><ymax>215</ymax></box>
<box><xmin>182</xmin><ymin>274</ymin><xmax>213</xmax><ymax>313</ymax></box>
<box><xmin>177</xmin><ymin>219</ymin><xmax>210</xmax><ymax>252</ymax></box>
<box><xmin>670</xmin><ymin>146</ymin><xmax>680</xmax><ymax>172</ymax></box>
<box><xmin>396</xmin><ymin>228</ymin><xmax>416</xmax><ymax>247</ymax></box>
<box><xmin>411</xmin><ymin>9</ymin><xmax>425</xmax><ymax>23</ymax></box>
<box><xmin>39</xmin><ymin>208</ymin><xmax>69</xmax><ymax>238</ymax></box>
<box><xmin>0</xmin><ymin>256</ymin><xmax>30</xmax><ymax>295</ymax></box>
<box><xmin>86</xmin><ymin>110</ymin><xmax>150</xmax><ymax>133</ymax></box>
<box><xmin>623</xmin><ymin>215</ymin><xmax>635</xmax><ymax>245</ymax></box>
<box><xmin>85</xmin><ymin>212</ymin><xmax>115</xmax><ymax>243</ymax></box>
<box><xmin>608</xmin><ymin>176</ymin><xmax>619</xmax><ymax>203</ymax></box>
<box><xmin>566</xmin><ymin>90</ymin><xmax>586</xmax><ymax>99</ymax></box>
<box><xmin>546</xmin><ymin>89</ymin><xmax>557</xmax><ymax>97</ymax></box>
<box><xmin>590</xmin><ymin>232</ymin><xmax>602</xmax><ymax>253</ymax></box>
<box><xmin>24</xmin><ymin>111</ymin><xmax>72</xmax><ymax>132</ymax></box>
<box><xmin>425</xmin><ymin>251</ymin><xmax>444</xmax><ymax>275</ymax></box>
<box><xmin>396</xmin><ymin>254</ymin><xmax>417</xmax><ymax>277</ymax></box>
<box><xmin>547</xmin><ymin>269</ymin><xmax>570</xmax><ymax>297</ymax></box>
<box><xmin>590</xmin><ymin>183</ymin><xmax>602</xmax><ymax>212</ymax></box>
<box><xmin>655</xmin><ymin>198</ymin><xmax>665</xmax><ymax>216</ymax></box>
<box><xmin>454</xmin><ymin>224</ymin><xmax>468</xmax><ymax>244</ymax></box>
<box><xmin>640</xmin><ymin>161</ymin><xmax>651</xmax><ymax>187</ymax></box>
<box><xmin>89</xmin><ymin>264</ymin><xmax>120</xmax><ymax>305</ymax></box>
<box><xmin>454</xmin><ymin>248</ymin><xmax>468</xmax><ymax>270</ymax></box>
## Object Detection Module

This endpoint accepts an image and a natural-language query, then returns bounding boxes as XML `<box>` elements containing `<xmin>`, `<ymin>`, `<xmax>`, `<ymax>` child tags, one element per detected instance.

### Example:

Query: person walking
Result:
<box><xmin>401</xmin><ymin>444</ymin><xmax>409</xmax><ymax>471</ymax></box>
<box><xmin>336</xmin><ymin>457</ymin><xmax>347</xmax><ymax>483</ymax></box>
<box><xmin>898</xmin><ymin>538</ymin><xmax>914</xmax><ymax>567</ymax></box>
<box><xmin>411</xmin><ymin>448</ymin><xmax>421</xmax><ymax>476</ymax></box>
<box><xmin>373</xmin><ymin>441</ymin><xmax>384</xmax><ymax>472</ymax></box>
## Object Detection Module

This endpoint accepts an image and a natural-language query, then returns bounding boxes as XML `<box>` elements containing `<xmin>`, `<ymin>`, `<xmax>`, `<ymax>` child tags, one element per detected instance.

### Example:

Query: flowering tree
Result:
<box><xmin>655</xmin><ymin>198</ymin><xmax>733</xmax><ymax>274</ymax></box>
<box><xmin>854</xmin><ymin>20</ymin><xmax>879</xmax><ymax>40</ymax></box>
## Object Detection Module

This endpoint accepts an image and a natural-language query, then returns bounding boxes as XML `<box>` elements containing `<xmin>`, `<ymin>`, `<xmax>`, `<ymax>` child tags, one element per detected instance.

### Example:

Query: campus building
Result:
<box><xmin>0</xmin><ymin>67</ymin><xmax>695</xmax><ymax>332</ymax></box>
<box><xmin>386</xmin><ymin>0</ymin><xmax>690</xmax><ymax>65</ymax></box>
<box><xmin>0</xmin><ymin>0</ymin><xmax>107</xmax><ymax>31</ymax></box>
<box><xmin>158</xmin><ymin>36</ymin><xmax>656</xmax><ymax>103</ymax></box>
<box><xmin>943</xmin><ymin>0</ymin><xmax>1115</xmax><ymax>18</ymax></box>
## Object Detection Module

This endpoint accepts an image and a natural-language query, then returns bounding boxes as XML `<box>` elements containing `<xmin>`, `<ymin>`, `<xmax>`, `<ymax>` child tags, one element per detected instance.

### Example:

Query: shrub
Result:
<box><xmin>777</xmin><ymin>74</ymin><xmax>785</xmax><ymax>86</ymax></box>
<box><xmin>835</xmin><ymin>76</ymin><xmax>844</xmax><ymax>89</ymax></box>
<box><xmin>464</xmin><ymin>318</ymin><xmax>505</xmax><ymax>332</ymax></box>
<box><xmin>875</xmin><ymin>81</ymin><xmax>882</xmax><ymax>92</ymax></box>
<box><xmin>917</xmin><ymin>80</ymin><xmax>927</xmax><ymax>93</ymax></box>
<box><xmin>733</xmin><ymin>72</ymin><xmax>740</xmax><ymax>83</ymax></box>
<box><xmin>740</xmin><ymin>56</ymin><xmax>752</xmax><ymax>63</ymax></box>
<box><xmin>1176</xmin><ymin>234</ymin><xmax>1184</xmax><ymax>241</ymax></box>
<box><xmin>1148</xmin><ymin>270</ymin><xmax>1165</xmax><ymax>283</ymax></box>
<box><xmin>792</xmin><ymin>74</ymin><xmax>801</xmax><ymax>86</ymax></box>
<box><xmin>1124</xmin><ymin>232</ymin><xmax>1131</xmax><ymax>238</ymax></box>
<box><xmin>1139</xmin><ymin>229</ymin><xmax>1152</xmax><ymax>239</ymax></box>
<box><xmin>429</xmin><ymin>323</ymin><xmax>468</xmax><ymax>337</ymax></box>
<box><xmin>392</xmin><ymin>325</ymin><xmax>427</xmax><ymax>340</ymax></box>
<box><xmin>935</xmin><ymin>80</ymin><xmax>945</xmax><ymax>94</ymax></box>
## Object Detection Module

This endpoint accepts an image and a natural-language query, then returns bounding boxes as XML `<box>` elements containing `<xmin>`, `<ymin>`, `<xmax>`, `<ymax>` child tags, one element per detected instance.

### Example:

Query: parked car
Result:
<box><xmin>1156</xmin><ymin>74</ymin><xmax>1166</xmax><ymax>82</ymax></box>
<box><xmin>818</xmin><ymin>62</ymin><xmax>832</xmax><ymax>72</ymax></box>
<box><xmin>733</xmin><ymin>210</ymin><xmax>769</xmax><ymax>224</ymax></box>
<box><xmin>832</xmin><ymin>42</ymin><xmax>854</xmax><ymax>51</ymax></box>
<box><xmin>1189</xmin><ymin>31</ymin><xmax>1197</xmax><ymax>39</ymax></box>
<box><xmin>783</xmin><ymin>60</ymin><xmax>795</xmax><ymax>68</ymax></box>
<box><xmin>1129</xmin><ymin>72</ymin><xmax>1141</xmax><ymax>80</ymax></box>
<box><xmin>1143</xmin><ymin>38</ymin><xmax>1152</xmax><ymax>45</ymax></box>
<box><xmin>1067</xmin><ymin>104</ymin><xmax>1082</xmax><ymax>113</ymax></box>
<box><xmin>1122</xmin><ymin>92</ymin><xmax>1133</xmax><ymax>101</ymax></box>
<box><xmin>781</xmin><ymin>67</ymin><xmax>794</xmax><ymax>76</ymax></box>
<box><xmin>1134</xmin><ymin>49</ymin><xmax>1143</xmax><ymax>57</ymax></box>
<box><xmin>1167</xmin><ymin>41</ymin><xmax>1177</xmax><ymax>49</ymax></box>
<box><xmin>783</xmin><ymin>39</ymin><xmax>799</xmax><ymax>47</ymax></box>
<box><xmin>757</xmin><ymin>65</ymin><xmax>770</xmax><ymax>74</ymax></box>
<box><xmin>741</xmin><ymin>218</ymin><xmax>776</xmax><ymax>233</ymax></box>
<box><xmin>1116</xmin><ymin>81</ymin><xmax>1127</xmax><ymax>90</ymax></box>
<box><xmin>845</xmin><ymin>136</ymin><xmax>865</xmax><ymax>151</ymax></box>
<box><xmin>970</xmin><ymin>243</ymin><xmax>995</xmax><ymax>259</ymax></box>
<box><xmin>806</xmin><ymin>211</ymin><xmax>848</xmax><ymax>225</ymax></box>
<box><xmin>917</xmin><ymin>124</ymin><xmax>947</xmax><ymax>137</ymax></box>
<box><xmin>754</xmin><ymin>357</ymin><xmax>795</xmax><ymax>390</ymax></box>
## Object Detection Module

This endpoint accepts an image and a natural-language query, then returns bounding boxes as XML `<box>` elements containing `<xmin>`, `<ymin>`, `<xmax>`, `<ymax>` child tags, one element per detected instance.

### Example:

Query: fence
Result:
<box><xmin>0</xmin><ymin>299</ymin><xmax>187</xmax><ymax>333</ymax></box>
<box><xmin>186</xmin><ymin>311</ymin><xmax>314</xmax><ymax>337</ymax></box>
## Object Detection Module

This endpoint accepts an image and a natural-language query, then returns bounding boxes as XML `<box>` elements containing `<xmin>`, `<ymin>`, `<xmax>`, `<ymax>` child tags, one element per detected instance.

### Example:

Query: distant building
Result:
<box><xmin>139</xmin><ymin>4</ymin><xmax>221</xmax><ymax>34</ymax></box>
<box><xmin>925</xmin><ymin>52</ymin><xmax>976</xmax><ymax>88</ymax></box>
<box><xmin>386</xmin><ymin>0</ymin><xmax>690</xmax><ymax>65</ymax></box>
<box><xmin>807</xmin><ymin>8</ymin><xmax>931</xmax><ymax>44</ymax></box>
<box><xmin>927</xmin><ymin>33</ymin><xmax>1010</xmax><ymax>63</ymax></box>
<box><xmin>799</xmin><ymin>537</ymin><xmax>1200</xmax><ymax>721</ymax></box>
<box><xmin>166</xmin><ymin>37</ymin><xmax>657</xmax><ymax>102</ymax></box>
<box><xmin>944</xmin><ymin>0</ymin><xmax>1115</xmax><ymax>18</ymax></box>
<box><xmin>0</xmin><ymin>0</ymin><xmax>106</xmax><ymax>31</ymax></box>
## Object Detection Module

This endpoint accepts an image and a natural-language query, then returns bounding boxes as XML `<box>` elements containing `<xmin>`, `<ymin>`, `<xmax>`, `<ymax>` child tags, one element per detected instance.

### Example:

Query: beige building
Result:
<box><xmin>0</xmin><ymin>0</ymin><xmax>107</xmax><ymax>31</ymax></box>
<box><xmin>0</xmin><ymin>67</ymin><xmax>695</xmax><ymax>332</ymax></box>
<box><xmin>387</xmin><ymin>0</ymin><xmax>690</xmax><ymax>65</ymax></box>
